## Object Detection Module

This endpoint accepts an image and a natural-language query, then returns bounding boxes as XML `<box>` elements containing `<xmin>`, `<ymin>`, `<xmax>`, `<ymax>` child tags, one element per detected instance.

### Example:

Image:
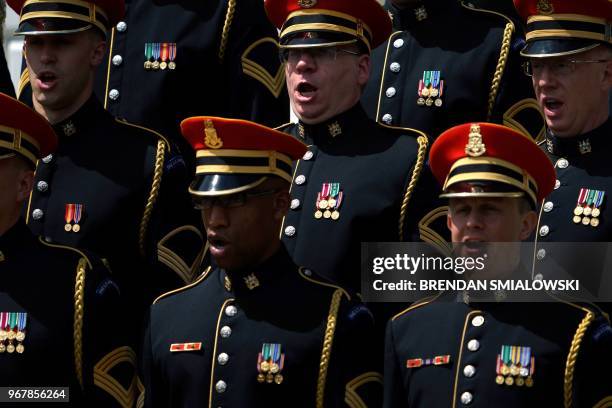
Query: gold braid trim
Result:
<box><xmin>73</xmin><ymin>257</ymin><xmax>87</xmax><ymax>390</ymax></box>
<box><xmin>593</xmin><ymin>396</ymin><xmax>612</xmax><ymax>408</ymax></box>
<box><xmin>399</xmin><ymin>135</ymin><xmax>428</xmax><ymax>240</ymax></box>
<box><xmin>564</xmin><ymin>310</ymin><xmax>595</xmax><ymax>408</ymax></box>
<box><xmin>316</xmin><ymin>289</ymin><xmax>344</xmax><ymax>408</ymax></box>
<box><xmin>139</xmin><ymin>139</ymin><xmax>166</xmax><ymax>257</ymax></box>
<box><xmin>487</xmin><ymin>21</ymin><xmax>514</xmax><ymax>120</ymax></box>
<box><xmin>218</xmin><ymin>0</ymin><xmax>236</xmax><ymax>63</ymax></box>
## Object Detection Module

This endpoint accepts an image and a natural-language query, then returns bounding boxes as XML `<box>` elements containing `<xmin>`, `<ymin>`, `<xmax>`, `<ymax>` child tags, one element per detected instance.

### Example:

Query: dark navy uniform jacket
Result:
<box><xmin>0</xmin><ymin>220</ymin><xmax>136</xmax><ymax>407</ymax></box>
<box><xmin>278</xmin><ymin>103</ymin><xmax>438</xmax><ymax>292</ymax></box>
<box><xmin>362</xmin><ymin>0</ymin><xmax>543</xmax><ymax>141</ymax></box>
<box><xmin>384</xmin><ymin>293</ymin><xmax>612</xmax><ymax>408</ymax></box>
<box><xmin>25</xmin><ymin>95</ymin><xmax>202</xmax><ymax>310</ymax></box>
<box><xmin>533</xmin><ymin>119</ymin><xmax>612</xmax><ymax>311</ymax></box>
<box><xmin>0</xmin><ymin>46</ymin><xmax>14</xmax><ymax>97</ymax></box>
<box><xmin>143</xmin><ymin>245</ymin><xmax>382</xmax><ymax>408</ymax></box>
<box><xmin>94</xmin><ymin>0</ymin><xmax>288</xmax><ymax>153</ymax></box>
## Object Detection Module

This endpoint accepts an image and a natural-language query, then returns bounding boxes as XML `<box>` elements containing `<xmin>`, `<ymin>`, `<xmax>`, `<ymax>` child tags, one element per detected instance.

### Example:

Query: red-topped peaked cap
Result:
<box><xmin>429</xmin><ymin>122</ymin><xmax>555</xmax><ymax>207</ymax></box>
<box><xmin>514</xmin><ymin>0</ymin><xmax>612</xmax><ymax>57</ymax></box>
<box><xmin>9</xmin><ymin>0</ymin><xmax>124</xmax><ymax>36</ymax></box>
<box><xmin>0</xmin><ymin>92</ymin><xmax>57</xmax><ymax>166</ymax></box>
<box><xmin>181</xmin><ymin>116</ymin><xmax>307</xmax><ymax>196</ymax></box>
<box><xmin>265</xmin><ymin>0</ymin><xmax>392</xmax><ymax>52</ymax></box>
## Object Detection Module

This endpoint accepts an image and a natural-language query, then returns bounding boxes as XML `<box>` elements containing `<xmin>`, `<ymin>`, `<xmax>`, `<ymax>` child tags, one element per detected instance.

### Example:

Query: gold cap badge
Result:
<box><xmin>297</xmin><ymin>0</ymin><xmax>317</xmax><ymax>8</ymax></box>
<box><xmin>536</xmin><ymin>0</ymin><xmax>554</xmax><ymax>15</ymax></box>
<box><xmin>204</xmin><ymin>120</ymin><xmax>223</xmax><ymax>149</ymax></box>
<box><xmin>465</xmin><ymin>124</ymin><xmax>486</xmax><ymax>157</ymax></box>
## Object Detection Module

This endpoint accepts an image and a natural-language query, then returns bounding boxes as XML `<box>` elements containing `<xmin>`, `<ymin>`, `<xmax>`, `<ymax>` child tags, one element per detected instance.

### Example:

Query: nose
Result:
<box><xmin>535</xmin><ymin>65</ymin><xmax>557</xmax><ymax>90</ymax></box>
<box><xmin>294</xmin><ymin>51</ymin><xmax>316</xmax><ymax>73</ymax></box>
<box><xmin>38</xmin><ymin>43</ymin><xmax>57</xmax><ymax>65</ymax></box>
<box><xmin>465</xmin><ymin>210</ymin><xmax>483</xmax><ymax>230</ymax></box>
<box><xmin>203</xmin><ymin>204</ymin><xmax>229</xmax><ymax>228</ymax></box>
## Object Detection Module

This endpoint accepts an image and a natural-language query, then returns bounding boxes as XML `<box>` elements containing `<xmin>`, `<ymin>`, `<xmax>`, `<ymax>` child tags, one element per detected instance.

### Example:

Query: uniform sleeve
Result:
<box><xmin>79</xmin><ymin>256</ymin><xmax>139</xmax><ymax>408</ymax></box>
<box><xmin>572</xmin><ymin>315</ymin><xmax>612</xmax><ymax>408</ymax></box>
<box><xmin>327</xmin><ymin>301</ymin><xmax>383</xmax><ymax>408</ymax></box>
<box><xmin>383</xmin><ymin>319</ymin><xmax>409</xmax><ymax>408</ymax></box>
<box><xmin>0</xmin><ymin>46</ymin><xmax>15</xmax><ymax>97</ymax></box>
<box><xmin>222</xmin><ymin>0</ymin><xmax>290</xmax><ymax>127</ymax></box>
<box><xmin>143</xmin><ymin>143</ymin><xmax>205</xmax><ymax>300</ymax></box>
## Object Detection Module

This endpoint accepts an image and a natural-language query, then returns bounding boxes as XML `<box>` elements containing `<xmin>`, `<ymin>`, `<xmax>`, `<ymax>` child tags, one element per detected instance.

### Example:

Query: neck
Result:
<box><xmin>553</xmin><ymin>107</ymin><xmax>609</xmax><ymax>139</ymax></box>
<box><xmin>33</xmin><ymin>85</ymin><xmax>93</xmax><ymax>125</ymax></box>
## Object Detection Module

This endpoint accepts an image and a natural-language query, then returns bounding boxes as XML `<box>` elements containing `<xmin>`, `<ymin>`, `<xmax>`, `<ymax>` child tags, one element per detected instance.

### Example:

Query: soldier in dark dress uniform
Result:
<box><xmin>143</xmin><ymin>117</ymin><xmax>382</xmax><ymax>408</ymax></box>
<box><xmin>16</xmin><ymin>0</ymin><xmax>290</xmax><ymax>157</ymax></box>
<box><xmin>265</xmin><ymin>0</ymin><xmax>437</xmax><ymax>292</ymax></box>
<box><xmin>0</xmin><ymin>93</ymin><xmax>137</xmax><ymax>407</ymax></box>
<box><xmin>515</xmin><ymin>0</ymin><xmax>612</xmax><ymax>302</ymax></box>
<box><xmin>8</xmin><ymin>0</ymin><xmax>200</xmax><ymax>311</ymax></box>
<box><xmin>361</xmin><ymin>0</ymin><xmax>544</xmax><ymax>142</ymax></box>
<box><xmin>384</xmin><ymin>122</ymin><xmax>612</xmax><ymax>408</ymax></box>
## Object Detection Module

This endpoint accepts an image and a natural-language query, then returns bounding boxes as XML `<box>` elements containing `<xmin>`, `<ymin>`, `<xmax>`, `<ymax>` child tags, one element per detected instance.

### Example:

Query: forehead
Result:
<box><xmin>449</xmin><ymin>196</ymin><xmax>516</xmax><ymax>209</ymax></box>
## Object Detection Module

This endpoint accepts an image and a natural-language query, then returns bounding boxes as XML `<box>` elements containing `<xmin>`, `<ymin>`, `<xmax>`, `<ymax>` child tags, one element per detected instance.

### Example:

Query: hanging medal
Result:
<box><xmin>144</xmin><ymin>43</ymin><xmax>153</xmax><ymax>70</ymax></box>
<box><xmin>525</xmin><ymin>356</ymin><xmax>535</xmax><ymax>387</ymax></box>
<box><xmin>6</xmin><ymin>313</ymin><xmax>16</xmax><ymax>353</ymax></box>
<box><xmin>590</xmin><ymin>190</ymin><xmax>605</xmax><ymax>227</ymax></box>
<box><xmin>152</xmin><ymin>43</ymin><xmax>161</xmax><ymax>70</ymax></box>
<box><xmin>500</xmin><ymin>345</ymin><xmax>511</xmax><ymax>376</ymax></box>
<box><xmin>509</xmin><ymin>346</ymin><xmax>520</xmax><ymax>377</ymax></box>
<box><xmin>160</xmin><ymin>43</ymin><xmax>169</xmax><ymax>70</ymax></box>
<box><xmin>430</xmin><ymin>71</ymin><xmax>440</xmax><ymax>98</ymax></box>
<box><xmin>331</xmin><ymin>190</ymin><xmax>343</xmax><ymax>220</ymax></box>
<box><xmin>72</xmin><ymin>204</ymin><xmax>83</xmax><ymax>233</ymax></box>
<box><xmin>495</xmin><ymin>355</ymin><xmax>504</xmax><ymax>384</ymax></box>
<box><xmin>582</xmin><ymin>189</ymin><xmax>596</xmax><ymax>225</ymax></box>
<box><xmin>0</xmin><ymin>313</ymin><xmax>7</xmax><ymax>352</ymax></box>
<box><xmin>421</xmin><ymin>71</ymin><xmax>431</xmax><ymax>97</ymax></box>
<box><xmin>435</xmin><ymin>80</ymin><xmax>444</xmax><ymax>107</ymax></box>
<box><xmin>323</xmin><ymin>183</ymin><xmax>334</xmax><ymax>219</ymax></box>
<box><xmin>573</xmin><ymin>188</ymin><xmax>587</xmax><ymax>223</ymax></box>
<box><xmin>516</xmin><ymin>346</ymin><xmax>531</xmax><ymax>386</ymax></box>
<box><xmin>168</xmin><ymin>43</ymin><xmax>177</xmax><ymax>70</ymax></box>
<box><xmin>314</xmin><ymin>192</ymin><xmax>323</xmax><ymax>219</ymax></box>
<box><xmin>417</xmin><ymin>79</ymin><xmax>426</xmax><ymax>106</ymax></box>
<box><xmin>15</xmin><ymin>313</ymin><xmax>26</xmax><ymax>354</ymax></box>
<box><xmin>65</xmin><ymin>203</ymin><xmax>75</xmax><ymax>232</ymax></box>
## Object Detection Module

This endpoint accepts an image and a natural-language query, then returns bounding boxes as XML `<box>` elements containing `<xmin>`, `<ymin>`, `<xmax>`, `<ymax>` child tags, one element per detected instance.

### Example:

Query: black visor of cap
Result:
<box><xmin>189</xmin><ymin>174</ymin><xmax>266</xmax><ymax>196</ymax></box>
<box><xmin>521</xmin><ymin>38</ymin><xmax>604</xmax><ymax>57</ymax></box>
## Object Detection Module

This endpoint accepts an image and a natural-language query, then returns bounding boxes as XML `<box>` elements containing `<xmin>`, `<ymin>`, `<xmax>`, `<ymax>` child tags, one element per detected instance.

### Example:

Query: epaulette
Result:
<box><xmin>153</xmin><ymin>266</ymin><xmax>212</xmax><ymax>305</ymax></box>
<box><xmin>297</xmin><ymin>267</ymin><xmax>351</xmax><ymax>301</ymax></box>
<box><xmin>391</xmin><ymin>293</ymin><xmax>442</xmax><ymax>321</ymax></box>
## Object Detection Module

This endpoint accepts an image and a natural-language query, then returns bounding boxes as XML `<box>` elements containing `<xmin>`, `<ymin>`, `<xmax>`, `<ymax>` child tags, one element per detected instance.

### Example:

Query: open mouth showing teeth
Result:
<box><xmin>297</xmin><ymin>82</ymin><xmax>317</xmax><ymax>96</ymax></box>
<box><xmin>544</xmin><ymin>98</ymin><xmax>563</xmax><ymax>110</ymax></box>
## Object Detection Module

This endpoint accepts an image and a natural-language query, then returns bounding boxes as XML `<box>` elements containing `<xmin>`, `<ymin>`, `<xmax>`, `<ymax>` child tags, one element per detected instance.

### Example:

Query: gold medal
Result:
<box><xmin>7</xmin><ymin>343</ymin><xmax>15</xmax><ymax>353</ymax></box>
<box><xmin>516</xmin><ymin>377</ymin><xmax>525</xmax><ymax>386</ymax></box>
<box><xmin>266</xmin><ymin>373</ymin><xmax>274</xmax><ymax>383</ymax></box>
<box><xmin>583</xmin><ymin>206</ymin><xmax>592</xmax><ymax>216</ymax></box>
<box><xmin>421</xmin><ymin>87</ymin><xmax>430</xmax><ymax>97</ymax></box>
<box><xmin>573</xmin><ymin>215</ymin><xmax>582</xmax><ymax>224</ymax></box>
<box><xmin>7</xmin><ymin>330</ymin><xmax>15</xmax><ymax>341</ymax></box>
<box><xmin>425</xmin><ymin>98</ymin><xmax>433</xmax><ymax>107</ymax></box>
<box><xmin>15</xmin><ymin>331</ymin><xmax>25</xmax><ymax>342</ymax></box>
<box><xmin>257</xmin><ymin>373</ymin><xmax>265</xmax><ymax>383</ymax></box>
<box><xmin>314</xmin><ymin>210</ymin><xmax>323</xmax><ymax>219</ymax></box>
<box><xmin>260</xmin><ymin>361</ymin><xmax>270</xmax><ymax>372</ymax></box>
<box><xmin>319</xmin><ymin>199</ymin><xmax>328</xmax><ymax>210</ymax></box>
<box><xmin>591</xmin><ymin>218</ymin><xmax>600</xmax><ymax>227</ymax></box>
<box><xmin>0</xmin><ymin>330</ymin><xmax>6</xmax><ymax>341</ymax></box>
<box><xmin>152</xmin><ymin>61</ymin><xmax>160</xmax><ymax>70</ymax></box>
<box><xmin>582</xmin><ymin>216</ymin><xmax>591</xmax><ymax>225</ymax></box>
<box><xmin>510</xmin><ymin>366</ymin><xmax>519</xmax><ymax>376</ymax></box>
<box><xmin>495</xmin><ymin>375</ymin><xmax>504</xmax><ymax>385</ymax></box>
<box><xmin>525</xmin><ymin>377</ymin><xmax>534</xmax><ymax>387</ymax></box>
<box><xmin>417</xmin><ymin>97</ymin><xmax>425</xmax><ymax>106</ymax></box>
<box><xmin>592</xmin><ymin>208</ymin><xmax>601</xmax><ymax>218</ymax></box>
<box><xmin>573</xmin><ymin>206</ymin><xmax>583</xmax><ymax>216</ymax></box>
<box><xmin>501</xmin><ymin>365</ymin><xmax>510</xmax><ymax>376</ymax></box>
<box><xmin>505</xmin><ymin>376</ymin><xmax>514</xmax><ymax>386</ymax></box>
<box><xmin>16</xmin><ymin>343</ymin><xmax>24</xmax><ymax>354</ymax></box>
<box><xmin>64</xmin><ymin>223</ymin><xmax>73</xmax><ymax>232</ymax></box>
<box><xmin>274</xmin><ymin>374</ymin><xmax>283</xmax><ymax>384</ymax></box>
<box><xmin>270</xmin><ymin>363</ymin><xmax>280</xmax><ymax>374</ymax></box>
<box><xmin>160</xmin><ymin>61</ymin><xmax>168</xmax><ymax>70</ymax></box>
<box><xmin>323</xmin><ymin>210</ymin><xmax>332</xmax><ymax>219</ymax></box>
<box><xmin>434</xmin><ymin>98</ymin><xmax>443</xmax><ymax>107</ymax></box>
<box><xmin>0</xmin><ymin>343</ymin><xmax>5</xmax><ymax>353</ymax></box>
<box><xmin>72</xmin><ymin>224</ymin><xmax>80</xmax><ymax>233</ymax></box>
<box><xmin>430</xmin><ymin>88</ymin><xmax>439</xmax><ymax>97</ymax></box>
<box><xmin>327</xmin><ymin>198</ymin><xmax>336</xmax><ymax>208</ymax></box>
<box><xmin>331</xmin><ymin>211</ymin><xmax>340</xmax><ymax>220</ymax></box>
<box><xmin>168</xmin><ymin>61</ymin><xmax>176</xmax><ymax>70</ymax></box>
<box><xmin>144</xmin><ymin>61</ymin><xmax>152</xmax><ymax>70</ymax></box>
